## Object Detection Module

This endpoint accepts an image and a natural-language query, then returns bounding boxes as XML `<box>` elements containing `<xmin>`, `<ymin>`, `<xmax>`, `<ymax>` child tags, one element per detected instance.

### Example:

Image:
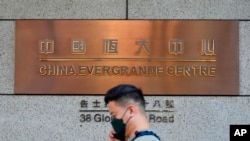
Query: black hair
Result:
<box><xmin>104</xmin><ymin>84</ymin><xmax>146</xmax><ymax>109</ymax></box>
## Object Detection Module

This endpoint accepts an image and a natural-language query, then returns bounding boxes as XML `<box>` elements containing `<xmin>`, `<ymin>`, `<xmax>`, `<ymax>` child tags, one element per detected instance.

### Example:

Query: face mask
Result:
<box><xmin>111</xmin><ymin>118</ymin><xmax>126</xmax><ymax>141</ymax></box>
<box><xmin>111</xmin><ymin>109</ymin><xmax>129</xmax><ymax>141</ymax></box>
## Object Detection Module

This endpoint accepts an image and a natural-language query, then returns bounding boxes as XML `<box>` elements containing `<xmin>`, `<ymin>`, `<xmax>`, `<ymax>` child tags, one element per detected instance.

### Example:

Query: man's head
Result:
<box><xmin>104</xmin><ymin>84</ymin><xmax>146</xmax><ymax>112</ymax></box>
<box><xmin>105</xmin><ymin>84</ymin><xmax>150</xmax><ymax>140</ymax></box>
<box><xmin>105</xmin><ymin>84</ymin><xmax>147</xmax><ymax>140</ymax></box>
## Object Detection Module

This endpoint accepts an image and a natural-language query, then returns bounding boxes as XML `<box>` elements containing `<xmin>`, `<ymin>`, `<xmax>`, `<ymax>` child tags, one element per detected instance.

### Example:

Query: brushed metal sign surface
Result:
<box><xmin>15</xmin><ymin>20</ymin><xmax>239</xmax><ymax>95</ymax></box>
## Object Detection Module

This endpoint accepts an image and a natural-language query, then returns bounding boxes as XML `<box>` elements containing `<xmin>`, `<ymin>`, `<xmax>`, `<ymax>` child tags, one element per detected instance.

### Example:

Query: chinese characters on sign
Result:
<box><xmin>72</xmin><ymin>40</ymin><xmax>86</xmax><ymax>54</ymax></box>
<box><xmin>39</xmin><ymin>39</ymin><xmax>54</xmax><ymax>55</ymax></box>
<box><xmin>39</xmin><ymin>39</ymin><xmax>214</xmax><ymax>56</ymax></box>
<box><xmin>201</xmin><ymin>39</ymin><xmax>216</xmax><ymax>56</ymax></box>
<box><xmin>169</xmin><ymin>40</ymin><xmax>184</xmax><ymax>55</ymax></box>
<box><xmin>135</xmin><ymin>39</ymin><xmax>151</xmax><ymax>55</ymax></box>
<box><xmin>104</xmin><ymin>39</ymin><xmax>118</xmax><ymax>54</ymax></box>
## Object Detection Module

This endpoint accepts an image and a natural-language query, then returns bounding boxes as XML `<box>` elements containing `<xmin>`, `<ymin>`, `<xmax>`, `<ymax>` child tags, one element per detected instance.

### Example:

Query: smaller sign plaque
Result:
<box><xmin>15</xmin><ymin>20</ymin><xmax>239</xmax><ymax>95</ymax></box>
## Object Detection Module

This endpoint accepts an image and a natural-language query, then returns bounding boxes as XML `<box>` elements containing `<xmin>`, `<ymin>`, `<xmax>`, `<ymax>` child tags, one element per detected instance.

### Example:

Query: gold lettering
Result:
<box><xmin>103</xmin><ymin>66</ymin><xmax>111</xmax><ymax>75</ymax></box>
<box><xmin>95</xmin><ymin>66</ymin><xmax>102</xmax><ymax>75</ymax></box>
<box><xmin>138</xmin><ymin>66</ymin><xmax>146</xmax><ymax>75</ymax></box>
<box><xmin>79</xmin><ymin>66</ymin><xmax>87</xmax><ymax>76</ymax></box>
<box><xmin>39</xmin><ymin>65</ymin><xmax>216</xmax><ymax>77</ymax></box>
<box><xmin>87</xmin><ymin>66</ymin><xmax>94</xmax><ymax>75</ymax></box>
<box><xmin>167</xmin><ymin>66</ymin><xmax>175</xmax><ymax>76</ymax></box>
<box><xmin>39</xmin><ymin>65</ymin><xmax>76</xmax><ymax>76</ymax></box>
<box><xmin>191</xmin><ymin>66</ymin><xmax>200</xmax><ymax>76</ymax></box>
<box><xmin>167</xmin><ymin>66</ymin><xmax>216</xmax><ymax>77</ymax></box>
<box><xmin>112</xmin><ymin>66</ymin><xmax>120</xmax><ymax>75</ymax></box>
<box><xmin>47</xmin><ymin>65</ymin><xmax>55</xmax><ymax>75</ymax></box>
<box><xmin>120</xmin><ymin>66</ymin><xmax>128</xmax><ymax>75</ymax></box>
<box><xmin>148</xmin><ymin>66</ymin><xmax>156</xmax><ymax>76</ymax></box>
<box><xmin>130</xmin><ymin>66</ymin><xmax>138</xmax><ymax>75</ymax></box>
<box><xmin>209</xmin><ymin>66</ymin><xmax>216</xmax><ymax>76</ymax></box>
<box><xmin>175</xmin><ymin>66</ymin><xmax>183</xmax><ymax>76</ymax></box>
<box><xmin>183</xmin><ymin>67</ymin><xmax>191</xmax><ymax>76</ymax></box>
<box><xmin>68</xmin><ymin>66</ymin><xmax>76</xmax><ymax>75</ymax></box>
<box><xmin>156</xmin><ymin>66</ymin><xmax>164</xmax><ymax>76</ymax></box>
<box><xmin>39</xmin><ymin>65</ymin><xmax>47</xmax><ymax>75</ymax></box>
<box><xmin>57</xmin><ymin>66</ymin><xmax>67</xmax><ymax>75</ymax></box>
<box><xmin>201</xmin><ymin>66</ymin><xmax>208</xmax><ymax>76</ymax></box>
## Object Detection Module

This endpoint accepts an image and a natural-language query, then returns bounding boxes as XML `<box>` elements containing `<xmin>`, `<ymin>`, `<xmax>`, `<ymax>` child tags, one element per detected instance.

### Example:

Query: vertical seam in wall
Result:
<box><xmin>126</xmin><ymin>0</ymin><xmax>128</xmax><ymax>20</ymax></box>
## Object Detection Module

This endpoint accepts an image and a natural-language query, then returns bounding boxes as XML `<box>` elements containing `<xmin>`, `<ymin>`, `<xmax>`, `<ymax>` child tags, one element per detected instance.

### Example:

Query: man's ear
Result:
<box><xmin>127</xmin><ymin>105</ymin><xmax>137</xmax><ymax>116</ymax></box>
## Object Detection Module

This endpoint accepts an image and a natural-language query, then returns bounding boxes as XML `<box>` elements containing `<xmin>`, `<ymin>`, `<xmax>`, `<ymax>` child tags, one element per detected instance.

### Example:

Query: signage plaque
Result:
<box><xmin>15</xmin><ymin>20</ymin><xmax>239</xmax><ymax>95</ymax></box>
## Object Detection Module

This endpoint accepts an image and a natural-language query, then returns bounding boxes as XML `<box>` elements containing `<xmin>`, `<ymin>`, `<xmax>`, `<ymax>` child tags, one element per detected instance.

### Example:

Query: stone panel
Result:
<box><xmin>128</xmin><ymin>0</ymin><xmax>250</xmax><ymax>19</ymax></box>
<box><xmin>0</xmin><ymin>0</ymin><xmax>126</xmax><ymax>19</ymax></box>
<box><xmin>0</xmin><ymin>96</ymin><xmax>249</xmax><ymax>141</ymax></box>
<box><xmin>240</xmin><ymin>22</ymin><xmax>250</xmax><ymax>95</ymax></box>
<box><xmin>0</xmin><ymin>21</ymin><xmax>14</xmax><ymax>94</ymax></box>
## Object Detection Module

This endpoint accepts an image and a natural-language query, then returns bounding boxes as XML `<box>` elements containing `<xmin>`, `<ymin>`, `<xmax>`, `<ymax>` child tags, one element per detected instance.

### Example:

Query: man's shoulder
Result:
<box><xmin>130</xmin><ymin>130</ymin><xmax>160</xmax><ymax>141</ymax></box>
<box><xmin>133</xmin><ymin>135</ymin><xmax>160</xmax><ymax>141</ymax></box>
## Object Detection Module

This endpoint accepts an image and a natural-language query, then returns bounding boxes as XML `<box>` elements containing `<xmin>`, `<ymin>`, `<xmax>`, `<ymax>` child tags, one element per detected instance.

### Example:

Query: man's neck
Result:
<box><xmin>126</xmin><ymin>116</ymin><xmax>150</xmax><ymax>140</ymax></box>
